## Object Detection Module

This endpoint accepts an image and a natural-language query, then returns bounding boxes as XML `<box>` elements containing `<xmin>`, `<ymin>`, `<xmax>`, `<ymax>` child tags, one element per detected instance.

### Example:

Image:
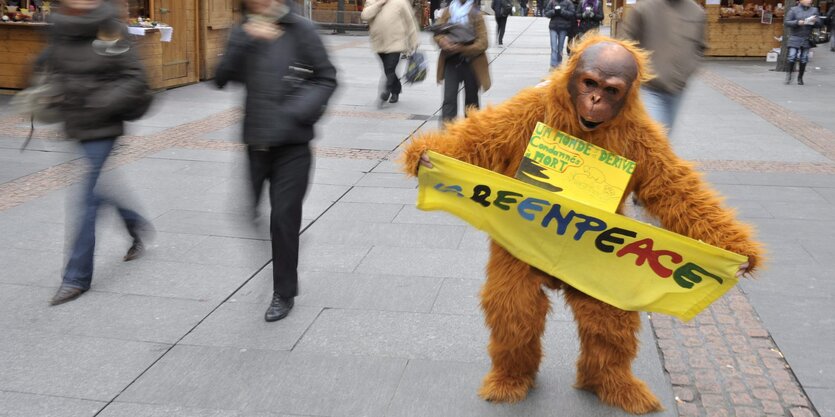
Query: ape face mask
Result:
<box><xmin>568</xmin><ymin>43</ymin><xmax>639</xmax><ymax>132</ymax></box>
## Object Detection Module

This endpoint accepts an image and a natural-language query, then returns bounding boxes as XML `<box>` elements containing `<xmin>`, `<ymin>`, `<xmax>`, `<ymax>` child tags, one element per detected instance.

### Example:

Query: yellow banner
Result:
<box><xmin>418</xmin><ymin>151</ymin><xmax>746</xmax><ymax>321</ymax></box>
<box><xmin>516</xmin><ymin>123</ymin><xmax>635</xmax><ymax>213</ymax></box>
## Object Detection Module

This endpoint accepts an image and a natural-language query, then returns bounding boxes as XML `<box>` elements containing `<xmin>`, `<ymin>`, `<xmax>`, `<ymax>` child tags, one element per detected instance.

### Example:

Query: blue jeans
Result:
<box><xmin>640</xmin><ymin>87</ymin><xmax>683</xmax><ymax>135</ymax></box>
<box><xmin>63</xmin><ymin>138</ymin><xmax>146</xmax><ymax>290</ymax></box>
<box><xmin>549</xmin><ymin>29</ymin><xmax>569</xmax><ymax>68</ymax></box>
<box><xmin>787</xmin><ymin>47</ymin><xmax>810</xmax><ymax>64</ymax></box>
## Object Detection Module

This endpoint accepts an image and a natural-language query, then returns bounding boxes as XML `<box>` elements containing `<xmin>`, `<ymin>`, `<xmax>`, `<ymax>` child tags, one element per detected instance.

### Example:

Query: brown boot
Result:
<box><xmin>50</xmin><ymin>286</ymin><xmax>86</xmax><ymax>306</ymax></box>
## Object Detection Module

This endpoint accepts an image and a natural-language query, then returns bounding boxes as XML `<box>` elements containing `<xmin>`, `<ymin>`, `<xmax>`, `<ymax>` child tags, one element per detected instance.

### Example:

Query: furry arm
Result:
<box><xmin>632</xmin><ymin>136</ymin><xmax>763</xmax><ymax>271</ymax></box>
<box><xmin>400</xmin><ymin>90</ymin><xmax>543</xmax><ymax>177</ymax></box>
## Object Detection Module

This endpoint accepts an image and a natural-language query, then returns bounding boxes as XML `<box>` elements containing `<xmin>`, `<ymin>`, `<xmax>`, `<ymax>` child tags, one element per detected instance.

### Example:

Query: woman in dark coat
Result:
<box><xmin>544</xmin><ymin>0</ymin><xmax>575</xmax><ymax>68</ymax></box>
<box><xmin>575</xmin><ymin>0</ymin><xmax>603</xmax><ymax>37</ymax></box>
<box><xmin>784</xmin><ymin>0</ymin><xmax>821</xmax><ymax>85</ymax></box>
<box><xmin>43</xmin><ymin>0</ymin><xmax>154</xmax><ymax>306</ymax></box>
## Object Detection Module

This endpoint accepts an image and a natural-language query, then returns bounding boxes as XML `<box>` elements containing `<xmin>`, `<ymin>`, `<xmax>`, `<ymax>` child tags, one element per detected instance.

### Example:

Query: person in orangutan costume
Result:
<box><xmin>400</xmin><ymin>34</ymin><xmax>763</xmax><ymax>414</ymax></box>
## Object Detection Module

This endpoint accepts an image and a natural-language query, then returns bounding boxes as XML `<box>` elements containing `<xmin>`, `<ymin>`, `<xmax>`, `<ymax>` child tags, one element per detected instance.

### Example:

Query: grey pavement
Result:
<box><xmin>0</xmin><ymin>16</ymin><xmax>833</xmax><ymax>417</ymax></box>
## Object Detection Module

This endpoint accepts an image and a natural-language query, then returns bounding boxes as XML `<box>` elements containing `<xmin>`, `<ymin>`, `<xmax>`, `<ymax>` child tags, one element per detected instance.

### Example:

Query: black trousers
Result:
<box><xmin>247</xmin><ymin>143</ymin><xmax>312</xmax><ymax>298</ymax></box>
<box><xmin>378</xmin><ymin>52</ymin><xmax>402</xmax><ymax>95</ymax></box>
<box><xmin>495</xmin><ymin>15</ymin><xmax>508</xmax><ymax>44</ymax></box>
<box><xmin>442</xmin><ymin>55</ymin><xmax>480</xmax><ymax>122</ymax></box>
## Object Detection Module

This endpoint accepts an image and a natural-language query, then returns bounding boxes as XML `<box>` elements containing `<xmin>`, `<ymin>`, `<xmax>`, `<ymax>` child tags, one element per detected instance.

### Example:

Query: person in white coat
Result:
<box><xmin>361</xmin><ymin>0</ymin><xmax>420</xmax><ymax>105</ymax></box>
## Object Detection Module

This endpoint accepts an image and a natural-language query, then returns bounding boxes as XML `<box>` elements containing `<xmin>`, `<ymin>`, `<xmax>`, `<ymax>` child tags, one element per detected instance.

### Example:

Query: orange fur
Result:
<box><xmin>399</xmin><ymin>35</ymin><xmax>763</xmax><ymax>414</ymax></box>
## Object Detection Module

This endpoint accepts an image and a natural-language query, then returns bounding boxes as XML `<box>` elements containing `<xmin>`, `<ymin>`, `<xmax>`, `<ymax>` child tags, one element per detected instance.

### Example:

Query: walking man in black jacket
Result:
<box><xmin>215</xmin><ymin>0</ymin><xmax>338</xmax><ymax>322</ymax></box>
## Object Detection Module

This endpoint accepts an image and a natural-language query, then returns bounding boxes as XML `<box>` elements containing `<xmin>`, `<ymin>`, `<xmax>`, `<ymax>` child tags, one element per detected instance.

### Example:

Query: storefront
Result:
<box><xmin>1</xmin><ymin>0</ymin><xmax>231</xmax><ymax>90</ymax></box>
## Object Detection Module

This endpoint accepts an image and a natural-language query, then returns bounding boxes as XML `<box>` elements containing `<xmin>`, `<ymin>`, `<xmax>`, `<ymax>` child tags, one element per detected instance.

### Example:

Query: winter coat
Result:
<box><xmin>544</xmin><ymin>0</ymin><xmax>576</xmax><ymax>31</ymax></box>
<box><xmin>491</xmin><ymin>0</ymin><xmax>513</xmax><ymax>18</ymax></box>
<box><xmin>785</xmin><ymin>5</ymin><xmax>822</xmax><ymax>49</ymax></box>
<box><xmin>214</xmin><ymin>7</ymin><xmax>338</xmax><ymax>147</ymax></box>
<box><xmin>38</xmin><ymin>3</ymin><xmax>150</xmax><ymax>141</ymax></box>
<box><xmin>433</xmin><ymin>5</ymin><xmax>492</xmax><ymax>91</ymax></box>
<box><xmin>619</xmin><ymin>0</ymin><xmax>706</xmax><ymax>94</ymax></box>
<box><xmin>361</xmin><ymin>0</ymin><xmax>420</xmax><ymax>54</ymax></box>
<box><xmin>576</xmin><ymin>0</ymin><xmax>603</xmax><ymax>34</ymax></box>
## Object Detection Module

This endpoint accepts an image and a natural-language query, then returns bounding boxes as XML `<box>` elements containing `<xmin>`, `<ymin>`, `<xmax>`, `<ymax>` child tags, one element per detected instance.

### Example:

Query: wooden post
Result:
<box><xmin>336</xmin><ymin>0</ymin><xmax>345</xmax><ymax>33</ymax></box>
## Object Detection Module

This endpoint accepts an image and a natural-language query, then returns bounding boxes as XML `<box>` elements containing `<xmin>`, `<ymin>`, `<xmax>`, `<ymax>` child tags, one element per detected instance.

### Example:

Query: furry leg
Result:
<box><xmin>563</xmin><ymin>286</ymin><xmax>663</xmax><ymax>414</ymax></box>
<box><xmin>478</xmin><ymin>242</ymin><xmax>551</xmax><ymax>403</ymax></box>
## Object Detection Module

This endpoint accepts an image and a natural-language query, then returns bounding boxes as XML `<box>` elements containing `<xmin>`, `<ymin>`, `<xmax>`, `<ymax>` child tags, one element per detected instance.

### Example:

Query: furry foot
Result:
<box><xmin>576</xmin><ymin>377</ymin><xmax>663</xmax><ymax>414</ymax></box>
<box><xmin>477</xmin><ymin>371</ymin><xmax>535</xmax><ymax>403</ymax></box>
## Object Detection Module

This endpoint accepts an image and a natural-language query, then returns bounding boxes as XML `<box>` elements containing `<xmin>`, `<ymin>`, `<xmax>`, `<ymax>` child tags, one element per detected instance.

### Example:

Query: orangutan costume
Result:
<box><xmin>400</xmin><ymin>35</ymin><xmax>763</xmax><ymax>414</ymax></box>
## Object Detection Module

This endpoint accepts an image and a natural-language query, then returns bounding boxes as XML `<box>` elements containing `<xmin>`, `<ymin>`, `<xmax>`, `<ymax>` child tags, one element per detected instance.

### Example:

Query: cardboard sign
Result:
<box><xmin>515</xmin><ymin>122</ymin><xmax>634</xmax><ymax>213</ymax></box>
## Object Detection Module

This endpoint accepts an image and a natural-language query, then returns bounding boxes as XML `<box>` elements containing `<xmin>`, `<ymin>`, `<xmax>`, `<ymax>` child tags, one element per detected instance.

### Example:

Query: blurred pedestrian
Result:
<box><xmin>619</xmin><ymin>0</ymin><xmax>706</xmax><ymax>133</ymax></box>
<box><xmin>361</xmin><ymin>0</ymin><xmax>419</xmax><ymax>106</ymax></box>
<box><xmin>519</xmin><ymin>0</ymin><xmax>529</xmax><ymax>17</ymax></box>
<box><xmin>41</xmin><ymin>0</ymin><xmax>154</xmax><ymax>306</ymax></box>
<box><xmin>491</xmin><ymin>0</ymin><xmax>512</xmax><ymax>45</ymax></box>
<box><xmin>784</xmin><ymin>0</ymin><xmax>821</xmax><ymax>85</ymax></box>
<box><xmin>828</xmin><ymin>4</ymin><xmax>835</xmax><ymax>52</ymax></box>
<box><xmin>214</xmin><ymin>0</ymin><xmax>337</xmax><ymax>322</ymax></box>
<box><xmin>544</xmin><ymin>0</ymin><xmax>575</xmax><ymax>68</ymax></box>
<box><xmin>434</xmin><ymin>0</ymin><xmax>491</xmax><ymax>122</ymax></box>
<box><xmin>575</xmin><ymin>0</ymin><xmax>603</xmax><ymax>38</ymax></box>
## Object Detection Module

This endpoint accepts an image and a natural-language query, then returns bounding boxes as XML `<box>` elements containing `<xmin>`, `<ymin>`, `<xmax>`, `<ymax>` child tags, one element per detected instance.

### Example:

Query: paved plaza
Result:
<box><xmin>0</xmin><ymin>17</ymin><xmax>833</xmax><ymax>417</ymax></box>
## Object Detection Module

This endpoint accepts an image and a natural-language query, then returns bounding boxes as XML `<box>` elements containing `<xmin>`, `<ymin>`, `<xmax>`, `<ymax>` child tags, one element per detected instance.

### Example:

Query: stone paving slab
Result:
<box><xmin>0</xmin><ymin>284</ymin><xmax>211</xmax><ymax>344</ymax></box>
<box><xmin>179</xmin><ymin>302</ymin><xmax>323</xmax><ymax>351</ymax></box>
<box><xmin>385</xmin><ymin>357</ymin><xmax>674</xmax><ymax>417</ymax></box>
<box><xmin>356</xmin><ymin>246</ymin><xmax>490</xmax><ymax>279</ymax></box>
<box><xmin>91</xmin><ymin>259</ymin><xmax>260</xmax><ymax>302</ymax></box>
<box><xmin>301</xmin><ymin>219</ymin><xmax>466</xmax><ymax>249</ymax></box>
<box><xmin>314</xmin><ymin>201</ymin><xmax>404</xmax><ymax>223</ymax></box>
<box><xmin>0</xmin><ymin>328</ymin><xmax>167</xmax><ymax>401</ymax></box>
<box><xmin>233</xmin><ymin>269</ymin><xmax>444</xmax><ymax>314</ymax></box>
<box><xmin>98</xmin><ymin>403</ymin><xmax>295</xmax><ymax>417</ymax></box>
<box><xmin>119</xmin><ymin>346</ymin><xmax>408</xmax><ymax>417</ymax></box>
<box><xmin>296</xmin><ymin>242</ymin><xmax>373</xmax><ymax>273</ymax></box>
<box><xmin>0</xmin><ymin>391</ymin><xmax>106</xmax><ymax>417</ymax></box>
<box><xmin>0</xmin><ymin>246</ymin><xmax>63</xmax><ymax>288</ymax></box>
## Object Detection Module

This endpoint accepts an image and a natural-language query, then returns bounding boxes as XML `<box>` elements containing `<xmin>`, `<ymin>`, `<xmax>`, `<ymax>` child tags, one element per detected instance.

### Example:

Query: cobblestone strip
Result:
<box><xmin>651</xmin><ymin>286</ymin><xmax>818</xmax><ymax>417</ymax></box>
<box><xmin>174</xmin><ymin>138</ymin><xmax>393</xmax><ymax>160</ymax></box>
<box><xmin>695</xmin><ymin>160</ymin><xmax>835</xmax><ymax>174</ymax></box>
<box><xmin>699</xmin><ymin>70</ymin><xmax>835</xmax><ymax>162</ymax></box>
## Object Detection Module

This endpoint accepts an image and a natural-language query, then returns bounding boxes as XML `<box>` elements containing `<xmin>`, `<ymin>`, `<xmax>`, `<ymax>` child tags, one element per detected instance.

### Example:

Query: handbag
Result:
<box><xmin>10</xmin><ymin>71</ymin><xmax>63</xmax><ymax>125</ymax></box>
<box><xmin>403</xmin><ymin>51</ymin><xmax>428</xmax><ymax>84</ymax></box>
<box><xmin>431</xmin><ymin>22</ymin><xmax>476</xmax><ymax>45</ymax></box>
<box><xmin>809</xmin><ymin>29</ymin><xmax>830</xmax><ymax>45</ymax></box>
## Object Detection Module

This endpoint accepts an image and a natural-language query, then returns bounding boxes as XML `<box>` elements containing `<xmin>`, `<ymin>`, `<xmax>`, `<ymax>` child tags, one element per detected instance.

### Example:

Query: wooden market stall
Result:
<box><xmin>0</xmin><ymin>0</ymin><xmax>201</xmax><ymax>90</ymax></box>
<box><xmin>0</xmin><ymin>0</ymin><xmax>49</xmax><ymax>89</ymax></box>
<box><xmin>0</xmin><ymin>22</ymin><xmax>48</xmax><ymax>89</ymax></box>
<box><xmin>128</xmin><ymin>0</ymin><xmax>200</xmax><ymax>88</ymax></box>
